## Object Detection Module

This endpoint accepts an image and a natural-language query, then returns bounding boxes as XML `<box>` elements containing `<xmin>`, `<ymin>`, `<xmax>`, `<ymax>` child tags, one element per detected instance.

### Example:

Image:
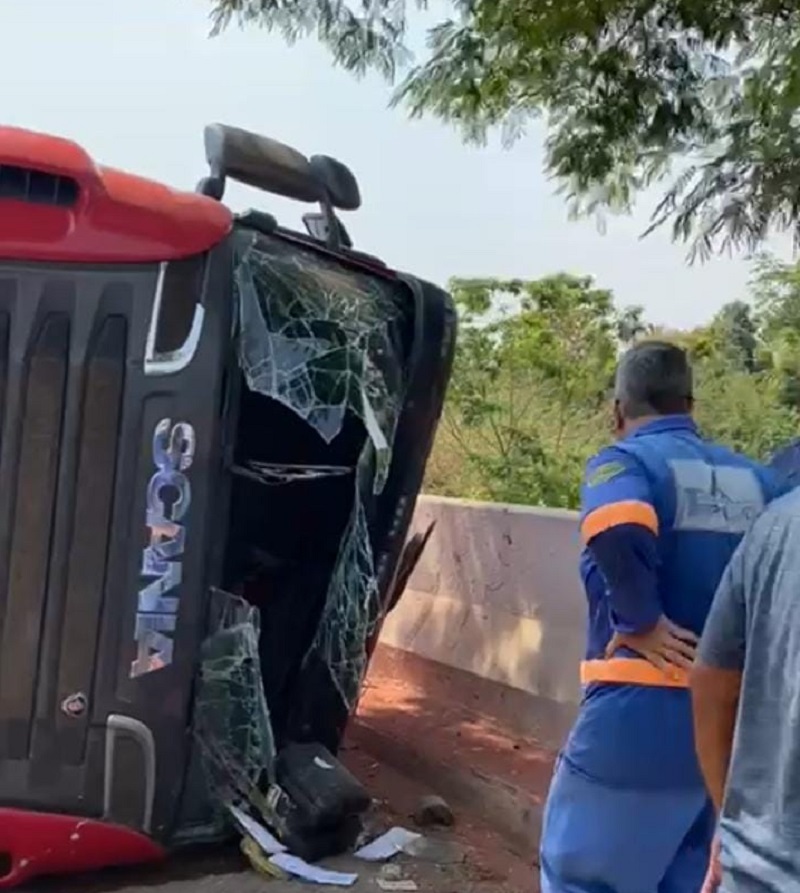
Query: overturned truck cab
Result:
<box><xmin>0</xmin><ymin>124</ymin><xmax>455</xmax><ymax>886</ymax></box>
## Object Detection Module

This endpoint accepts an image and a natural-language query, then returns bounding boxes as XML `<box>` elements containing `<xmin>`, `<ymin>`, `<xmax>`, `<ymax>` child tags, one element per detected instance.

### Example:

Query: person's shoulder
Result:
<box><xmin>702</xmin><ymin>440</ymin><xmax>759</xmax><ymax>467</ymax></box>
<box><xmin>738</xmin><ymin>487</ymin><xmax>800</xmax><ymax>558</ymax></box>
<box><xmin>750</xmin><ymin>458</ymin><xmax>793</xmax><ymax>502</ymax></box>
<box><xmin>766</xmin><ymin>439</ymin><xmax>800</xmax><ymax>488</ymax></box>
<box><xmin>761</xmin><ymin>485</ymin><xmax>800</xmax><ymax>520</ymax></box>
<box><xmin>770</xmin><ymin>437</ymin><xmax>800</xmax><ymax>465</ymax></box>
<box><xmin>704</xmin><ymin>442</ymin><xmax>789</xmax><ymax>497</ymax></box>
<box><xmin>580</xmin><ymin>444</ymin><xmax>655</xmax><ymax>521</ymax></box>
<box><xmin>582</xmin><ymin>445</ymin><xmax>640</xmax><ymax>487</ymax></box>
<box><xmin>729</xmin><ymin>491</ymin><xmax>800</xmax><ymax>588</ymax></box>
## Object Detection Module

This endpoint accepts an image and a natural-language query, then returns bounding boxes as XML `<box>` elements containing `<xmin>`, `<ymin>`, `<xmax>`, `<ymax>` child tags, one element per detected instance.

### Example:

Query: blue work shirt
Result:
<box><xmin>562</xmin><ymin>415</ymin><xmax>787</xmax><ymax>790</ymax></box>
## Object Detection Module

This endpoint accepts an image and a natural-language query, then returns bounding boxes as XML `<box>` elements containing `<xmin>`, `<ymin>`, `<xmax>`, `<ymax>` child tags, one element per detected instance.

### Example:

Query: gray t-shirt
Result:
<box><xmin>699</xmin><ymin>488</ymin><xmax>800</xmax><ymax>893</ymax></box>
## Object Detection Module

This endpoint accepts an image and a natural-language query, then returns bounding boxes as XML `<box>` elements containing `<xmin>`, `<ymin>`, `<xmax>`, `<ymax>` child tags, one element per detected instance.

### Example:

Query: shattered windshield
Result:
<box><xmin>196</xmin><ymin>233</ymin><xmax>411</xmax><ymax>823</ymax></box>
<box><xmin>307</xmin><ymin>453</ymin><xmax>381</xmax><ymax>710</ymax></box>
<box><xmin>234</xmin><ymin>233</ymin><xmax>407</xmax><ymax>492</ymax></box>
<box><xmin>194</xmin><ymin>589</ymin><xmax>276</xmax><ymax>812</ymax></box>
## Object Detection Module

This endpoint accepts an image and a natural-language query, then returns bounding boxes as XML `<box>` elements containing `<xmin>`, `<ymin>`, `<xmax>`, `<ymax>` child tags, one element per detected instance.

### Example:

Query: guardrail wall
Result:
<box><xmin>379</xmin><ymin>495</ymin><xmax>585</xmax><ymax>709</ymax></box>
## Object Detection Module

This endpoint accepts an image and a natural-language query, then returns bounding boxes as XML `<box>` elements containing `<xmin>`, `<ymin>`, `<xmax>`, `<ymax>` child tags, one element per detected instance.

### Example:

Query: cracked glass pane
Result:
<box><xmin>306</xmin><ymin>451</ymin><xmax>381</xmax><ymax>710</ymax></box>
<box><xmin>193</xmin><ymin>589</ymin><xmax>275</xmax><ymax>813</ymax></box>
<box><xmin>234</xmin><ymin>234</ymin><xmax>407</xmax><ymax>491</ymax></box>
<box><xmin>232</xmin><ymin>460</ymin><xmax>353</xmax><ymax>485</ymax></box>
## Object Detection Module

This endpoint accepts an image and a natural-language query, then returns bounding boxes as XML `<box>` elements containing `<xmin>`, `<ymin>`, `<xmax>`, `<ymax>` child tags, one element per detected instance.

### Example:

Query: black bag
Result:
<box><xmin>273</xmin><ymin>742</ymin><xmax>371</xmax><ymax>832</ymax></box>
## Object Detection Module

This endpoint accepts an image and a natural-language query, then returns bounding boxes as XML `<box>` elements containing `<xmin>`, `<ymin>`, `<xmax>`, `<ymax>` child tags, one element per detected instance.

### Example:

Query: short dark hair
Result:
<box><xmin>614</xmin><ymin>340</ymin><xmax>693</xmax><ymax>420</ymax></box>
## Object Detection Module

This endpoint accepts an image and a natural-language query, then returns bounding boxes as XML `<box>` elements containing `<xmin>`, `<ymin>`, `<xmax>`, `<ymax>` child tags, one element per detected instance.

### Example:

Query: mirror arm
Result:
<box><xmin>318</xmin><ymin>192</ymin><xmax>341</xmax><ymax>251</ymax></box>
<box><xmin>196</xmin><ymin>161</ymin><xmax>226</xmax><ymax>201</ymax></box>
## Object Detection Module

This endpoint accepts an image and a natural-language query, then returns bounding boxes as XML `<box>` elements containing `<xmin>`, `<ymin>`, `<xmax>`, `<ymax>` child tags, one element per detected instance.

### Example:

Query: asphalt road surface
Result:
<box><xmin>23</xmin><ymin>840</ymin><xmax>522</xmax><ymax>893</ymax></box>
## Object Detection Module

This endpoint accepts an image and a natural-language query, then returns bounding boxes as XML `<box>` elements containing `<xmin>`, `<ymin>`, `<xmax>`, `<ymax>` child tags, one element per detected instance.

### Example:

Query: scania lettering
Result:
<box><xmin>132</xmin><ymin>418</ymin><xmax>196</xmax><ymax>678</ymax></box>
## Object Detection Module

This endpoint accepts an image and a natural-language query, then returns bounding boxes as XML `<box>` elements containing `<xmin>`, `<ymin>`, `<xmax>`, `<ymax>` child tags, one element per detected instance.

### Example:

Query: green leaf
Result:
<box><xmin>210</xmin><ymin>0</ymin><xmax>800</xmax><ymax>255</ymax></box>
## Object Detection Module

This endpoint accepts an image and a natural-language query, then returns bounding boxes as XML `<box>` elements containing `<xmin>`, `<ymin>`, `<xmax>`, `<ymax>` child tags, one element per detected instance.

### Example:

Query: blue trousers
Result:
<box><xmin>540</xmin><ymin>757</ymin><xmax>715</xmax><ymax>893</ymax></box>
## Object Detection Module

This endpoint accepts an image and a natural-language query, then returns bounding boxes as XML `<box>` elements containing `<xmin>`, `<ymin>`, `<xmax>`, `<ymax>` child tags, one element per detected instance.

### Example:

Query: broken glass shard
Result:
<box><xmin>231</xmin><ymin>460</ymin><xmax>354</xmax><ymax>486</ymax></box>
<box><xmin>193</xmin><ymin>588</ymin><xmax>276</xmax><ymax>813</ymax></box>
<box><xmin>306</xmin><ymin>450</ymin><xmax>382</xmax><ymax>710</ymax></box>
<box><xmin>233</xmin><ymin>234</ymin><xmax>407</xmax><ymax>492</ymax></box>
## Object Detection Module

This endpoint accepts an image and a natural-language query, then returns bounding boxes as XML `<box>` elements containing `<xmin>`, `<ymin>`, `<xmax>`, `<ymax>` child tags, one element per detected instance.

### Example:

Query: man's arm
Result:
<box><xmin>581</xmin><ymin>447</ymin><xmax>697</xmax><ymax>667</ymax></box>
<box><xmin>580</xmin><ymin>447</ymin><xmax>662</xmax><ymax>634</ymax></box>
<box><xmin>691</xmin><ymin>545</ymin><xmax>747</xmax><ymax>812</ymax></box>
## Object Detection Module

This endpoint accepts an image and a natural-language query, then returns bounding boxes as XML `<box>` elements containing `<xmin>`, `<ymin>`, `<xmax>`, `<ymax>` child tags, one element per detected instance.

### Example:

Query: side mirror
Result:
<box><xmin>201</xmin><ymin>125</ymin><xmax>362</xmax><ymax>213</ymax></box>
<box><xmin>203</xmin><ymin>123</ymin><xmax>321</xmax><ymax>204</ymax></box>
<box><xmin>308</xmin><ymin>155</ymin><xmax>361</xmax><ymax>212</ymax></box>
<box><xmin>200</xmin><ymin>123</ymin><xmax>364</xmax><ymax>251</ymax></box>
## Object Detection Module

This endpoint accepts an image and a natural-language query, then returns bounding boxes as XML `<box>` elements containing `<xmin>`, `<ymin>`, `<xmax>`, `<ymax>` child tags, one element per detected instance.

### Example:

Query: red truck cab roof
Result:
<box><xmin>0</xmin><ymin>126</ymin><xmax>233</xmax><ymax>264</ymax></box>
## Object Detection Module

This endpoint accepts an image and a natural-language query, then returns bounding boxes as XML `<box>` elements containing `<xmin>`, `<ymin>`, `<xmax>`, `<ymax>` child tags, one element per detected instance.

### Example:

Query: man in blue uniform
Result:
<box><xmin>539</xmin><ymin>341</ymin><xmax>788</xmax><ymax>893</ymax></box>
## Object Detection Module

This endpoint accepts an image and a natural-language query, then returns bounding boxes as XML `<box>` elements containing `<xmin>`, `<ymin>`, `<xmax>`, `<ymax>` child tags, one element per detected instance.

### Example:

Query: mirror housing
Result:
<box><xmin>203</xmin><ymin>123</ymin><xmax>320</xmax><ymax>204</ymax></box>
<box><xmin>201</xmin><ymin>124</ymin><xmax>361</xmax><ymax>212</ymax></box>
<box><xmin>200</xmin><ymin>123</ymin><xmax>362</xmax><ymax>251</ymax></box>
<box><xmin>308</xmin><ymin>155</ymin><xmax>360</xmax><ymax>212</ymax></box>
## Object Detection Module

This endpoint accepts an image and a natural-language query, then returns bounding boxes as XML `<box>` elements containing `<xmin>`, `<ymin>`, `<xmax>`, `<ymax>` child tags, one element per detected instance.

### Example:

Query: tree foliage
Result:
<box><xmin>434</xmin><ymin>274</ymin><xmax>623</xmax><ymax>506</ymax></box>
<box><xmin>210</xmin><ymin>0</ymin><xmax>800</xmax><ymax>257</ymax></box>
<box><xmin>424</xmin><ymin>256</ymin><xmax>800</xmax><ymax>509</ymax></box>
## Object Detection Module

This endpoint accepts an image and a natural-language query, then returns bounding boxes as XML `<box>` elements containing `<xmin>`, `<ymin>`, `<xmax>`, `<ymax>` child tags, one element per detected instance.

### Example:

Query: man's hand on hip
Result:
<box><xmin>605</xmin><ymin>616</ymin><xmax>698</xmax><ymax>670</ymax></box>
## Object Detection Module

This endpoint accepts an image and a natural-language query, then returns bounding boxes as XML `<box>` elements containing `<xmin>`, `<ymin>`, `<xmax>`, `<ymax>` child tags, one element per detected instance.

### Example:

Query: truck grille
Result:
<box><xmin>0</xmin><ymin>273</ymin><xmax>130</xmax><ymax>769</ymax></box>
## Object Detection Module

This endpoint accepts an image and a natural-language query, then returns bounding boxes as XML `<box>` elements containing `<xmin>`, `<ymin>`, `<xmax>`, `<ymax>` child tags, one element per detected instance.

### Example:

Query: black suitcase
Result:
<box><xmin>273</xmin><ymin>742</ymin><xmax>371</xmax><ymax>831</ymax></box>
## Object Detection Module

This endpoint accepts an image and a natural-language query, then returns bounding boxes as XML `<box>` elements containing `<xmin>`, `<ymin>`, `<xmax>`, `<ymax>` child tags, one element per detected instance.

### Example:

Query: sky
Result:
<box><xmin>0</xmin><ymin>0</ymin><xmax>792</xmax><ymax>329</ymax></box>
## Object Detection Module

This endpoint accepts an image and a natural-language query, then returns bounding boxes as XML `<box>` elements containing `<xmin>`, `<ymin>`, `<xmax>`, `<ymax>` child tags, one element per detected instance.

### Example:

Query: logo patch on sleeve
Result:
<box><xmin>586</xmin><ymin>461</ymin><xmax>626</xmax><ymax>487</ymax></box>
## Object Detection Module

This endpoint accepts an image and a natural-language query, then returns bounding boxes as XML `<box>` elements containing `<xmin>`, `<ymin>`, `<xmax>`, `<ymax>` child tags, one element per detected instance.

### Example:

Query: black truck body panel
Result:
<box><xmin>0</xmin><ymin>226</ymin><xmax>455</xmax><ymax>847</ymax></box>
<box><xmin>0</xmin><ymin>248</ymin><xmax>233</xmax><ymax>839</ymax></box>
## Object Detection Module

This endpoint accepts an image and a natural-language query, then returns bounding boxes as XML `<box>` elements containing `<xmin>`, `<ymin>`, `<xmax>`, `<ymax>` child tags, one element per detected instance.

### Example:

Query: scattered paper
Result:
<box><xmin>377</xmin><ymin>881</ymin><xmax>418</xmax><ymax>891</ymax></box>
<box><xmin>269</xmin><ymin>852</ymin><xmax>358</xmax><ymax>887</ymax></box>
<box><xmin>228</xmin><ymin>805</ymin><xmax>286</xmax><ymax>855</ymax></box>
<box><xmin>355</xmin><ymin>827</ymin><xmax>422</xmax><ymax>862</ymax></box>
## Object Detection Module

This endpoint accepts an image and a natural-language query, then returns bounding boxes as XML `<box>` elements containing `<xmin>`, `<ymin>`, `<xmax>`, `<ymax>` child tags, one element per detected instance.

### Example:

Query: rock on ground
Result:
<box><xmin>413</xmin><ymin>795</ymin><xmax>456</xmax><ymax>829</ymax></box>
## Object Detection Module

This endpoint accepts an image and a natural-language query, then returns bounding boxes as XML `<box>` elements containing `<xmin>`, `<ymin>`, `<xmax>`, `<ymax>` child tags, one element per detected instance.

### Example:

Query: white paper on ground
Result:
<box><xmin>355</xmin><ymin>827</ymin><xmax>423</xmax><ymax>862</ymax></box>
<box><xmin>376</xmin><ymin>881</ymin><xmax>418</xmax><ymax>891</ymax></box>
<box><xmin>269</xmin><ymin>853</ymin><xmax>358</xmax><ymax>887</ymax></box>
<box><xmin>227</xmin><ymin>805</ymin><xmax>286</xmax><ymax>855</ymax></box>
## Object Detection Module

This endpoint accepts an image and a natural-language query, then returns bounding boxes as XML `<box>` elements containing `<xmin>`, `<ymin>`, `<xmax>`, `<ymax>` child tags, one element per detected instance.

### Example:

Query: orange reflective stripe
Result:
<box><xmin>580</xmin><ymin>658</ymin><xmax>689</xmax><ymax>688</ymax></box>
<box><xmin>580</xmin><ymin>500</ymin><xmax>659</xmax><ymax>543</ymax></box>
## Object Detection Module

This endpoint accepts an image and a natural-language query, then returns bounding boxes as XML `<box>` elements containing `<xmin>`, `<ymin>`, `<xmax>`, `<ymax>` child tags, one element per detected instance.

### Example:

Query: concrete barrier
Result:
<box><xmin>379</xmin><ymin>495</ymin><xmax>585</xmax><ymax>709</ymax></box>
<box><xmin>359</xmin><ymin>495</ymin><xmax>585</xmax><ymax>850</ymax></box>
